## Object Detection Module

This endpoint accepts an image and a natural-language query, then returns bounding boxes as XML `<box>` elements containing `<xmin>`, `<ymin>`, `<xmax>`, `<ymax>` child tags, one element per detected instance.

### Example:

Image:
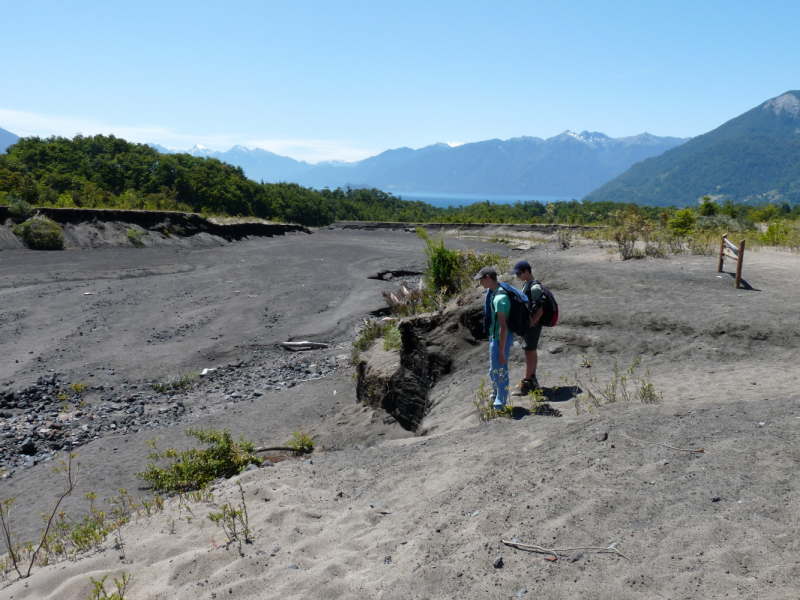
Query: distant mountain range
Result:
<box><xmin>151</xmin><ymin>131</ymin><xmax>688</xmax><ymax>199</ymax></box>
<box><xmin>586</xmin><ymin>91</ymin><xmax>800</xmax><ymax>206</ymax></box>
<box><xmin>0</xmin><ymin>127</ymin><xmax>19</xmax><ymax>154</ymax></box>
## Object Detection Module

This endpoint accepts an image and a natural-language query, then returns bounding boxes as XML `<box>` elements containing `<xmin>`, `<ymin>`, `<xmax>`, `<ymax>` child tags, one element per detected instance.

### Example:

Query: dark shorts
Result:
<box><xmin>521</xmin><ymin>322</ymin><xmax>543</xmax><ymax>351</ymax></box>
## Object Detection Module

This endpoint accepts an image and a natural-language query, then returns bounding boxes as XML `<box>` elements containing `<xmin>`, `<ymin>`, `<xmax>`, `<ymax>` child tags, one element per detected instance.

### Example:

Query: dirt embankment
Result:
<box><xmin>0</xmin><ymin>207</ymin><xmax>310</xmax><ymax>250</ymax></box>
<box><xmin>356</xmin><ymin>291</ymin><xmax>486</xmax><ymax>431</ymax></box>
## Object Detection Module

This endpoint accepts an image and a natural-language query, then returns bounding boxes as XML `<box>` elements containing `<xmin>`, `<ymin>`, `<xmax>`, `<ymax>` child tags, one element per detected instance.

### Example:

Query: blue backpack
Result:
<box><xmin>483</xmin><ymin>282</ymin><xmax>532</xmax><ymax>337</ymax></box>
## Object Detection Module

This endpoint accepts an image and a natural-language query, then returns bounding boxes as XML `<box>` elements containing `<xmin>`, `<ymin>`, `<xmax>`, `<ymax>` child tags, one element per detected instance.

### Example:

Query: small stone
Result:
<box><xmin>287</xmin><ymin>564</ymin><xmax>298</xmax><ymax>570</ymax></box>
<box><xmin>516</xmin><ymin>588</ymin><xmax>528</xmax><ymax>597</ymax></box>
<box><xmin>244</xmin><ymin>463</ymin><xmax>260</xmax><ymax>472</ymax></box>
<box><xmin>456</xmin><ymin>571</ymin><xmax>463</xmax><ymax>577</ymax></box>
<box><xmin>596</xmin><ymin>431</ymin><xmax>608</xmax><ymax>442</ymax></box>
<box><xmin>710</xmin><ymin>494</ymin><xmax>721</xmax><ymax>502</ymax></box>
<box><xmin>493</xmin><ymin>556</ymin><xmax>504</xmax><ymax>569</ymax></box>
<box><xmin>567</xmin><ymin>552</ymin><xmax>583</xmax><ymax>563</ymax></box>
<box><xmin>20</xmin><ymin>438</ymin><xmax>37</xmax><ymax>456</ymax></box>
<box><xmin>548</xmin><ymin>345</ymin><xmax>565</xmax><ymax>354</ymax></box>
<box><xmin>384</xmin><ymin>556</ymin><xmax>392</xmax><ymax>564</ymax></box>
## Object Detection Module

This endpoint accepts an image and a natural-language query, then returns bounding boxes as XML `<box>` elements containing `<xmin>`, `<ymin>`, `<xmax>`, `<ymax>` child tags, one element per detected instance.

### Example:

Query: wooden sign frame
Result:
<box><xmin>717</xmin><ymin>233</ymin><xmax>746</xmax><ymax>289</ymax></box>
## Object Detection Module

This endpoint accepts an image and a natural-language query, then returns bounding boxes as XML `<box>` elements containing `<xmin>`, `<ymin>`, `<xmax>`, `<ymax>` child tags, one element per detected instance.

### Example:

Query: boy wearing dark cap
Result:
<box><xmin>510</xmin><ymin>260</ymin><xmax>544</xmax><ymax>396</ymax></box>
<box><xmin>474</xmin><ymin>266</ymin><xmax>513</xmax><ymax>409</ymax></box>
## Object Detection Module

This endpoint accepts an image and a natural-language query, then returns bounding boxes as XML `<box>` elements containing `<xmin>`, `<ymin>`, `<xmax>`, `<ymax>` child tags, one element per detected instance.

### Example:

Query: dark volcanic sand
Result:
<box><xmin>0</xmin><ymin>228</ymin><xmax>799</xmax><ymax>599</ymax></box>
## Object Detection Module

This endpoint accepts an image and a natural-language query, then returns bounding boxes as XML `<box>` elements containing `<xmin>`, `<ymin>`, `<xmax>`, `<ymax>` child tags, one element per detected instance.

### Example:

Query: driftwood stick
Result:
<box><xmin>501</xmin><ymin>539</ymin><xmax>631</xmax><ymax>561</ymax></box>
<box><xmin>620</xmin><ymin>431</ymin><xmax>704</xmax><ymax>453</ymax></box>
<box><xmin>253</xmin><ymin>446</ymin><xmax>311</xmax><ymax>454</ymax></box>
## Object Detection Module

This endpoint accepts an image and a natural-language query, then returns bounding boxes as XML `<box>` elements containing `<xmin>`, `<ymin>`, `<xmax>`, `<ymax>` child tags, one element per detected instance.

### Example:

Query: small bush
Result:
<box><xmin>287</xmin><ymin>430</ymin><xmax>314</xmax><ymax>453</ymax></box>
<box><xmin>382</xmin><ymin>324</ymin><xmax>402</xmax><ymax>351</ymax></box>
<box><xmin>87</xmin><ymin>572</ymin><xmax>132</xmax><ymax>600</ymax></box>
<box><xmin>668</xmin><ymin>208</ymin><xmax>697</xmax><ymax>236</ymax></box>
<box><xmin>12</xmin><ymin>216</ymin><xmax>64</xmax><ymax>250</ymax></box>
<box><xmin>473</xmin><ymin>379</ymin><xmax>513</xmax><ymax>422</ymax></box>
<box><xmin>207</xmin><ymin>481</ymin><xmax>252</xmax><ymax>553</ymax></box>
<box><xmin>351</xmin><ymin>320</ymin><xmax>392</xmax><ymax>364</ymax></box>
<box><xmin>555</xmin><ymin>228</ymin><xmax>572</xmax><ymax>249</ymax></box>
<box><xmin>7</xmin><ymin>195</ymin><xmax>34</xmax><ymax>219</ymax></box>
<box><xmin>151</xmin><ymin>372</ymin><xmax>197</xmax><ymax>393</ymax></box>
<box><xmin>565</xmin><ymin>355</ymin><xmax>663</xmax><ymax>415</ymax></box>
<box><xmin>126</xmin><ymin>228</ymin><xmax>145</xmax><ymax>247</ymax></box>
<box><xmin>135</xmin><ymin>428</ymin><xmax>263</xmax><ymax>492</ymax></box>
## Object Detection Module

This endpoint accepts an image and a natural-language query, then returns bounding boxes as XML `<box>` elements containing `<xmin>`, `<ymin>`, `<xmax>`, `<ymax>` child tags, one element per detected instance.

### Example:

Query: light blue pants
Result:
<box><xmin>489</xmin><ymin>335</ymin><xmax>514</xmax><ymax>408</ymax></box>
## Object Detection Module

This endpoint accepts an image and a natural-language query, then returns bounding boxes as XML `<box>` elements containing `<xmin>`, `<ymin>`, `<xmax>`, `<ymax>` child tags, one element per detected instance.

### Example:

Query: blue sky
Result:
<box><xmin>2</xmin><ymin>0</ymin><xmax>799</xmax><ymax>162</ymax></box>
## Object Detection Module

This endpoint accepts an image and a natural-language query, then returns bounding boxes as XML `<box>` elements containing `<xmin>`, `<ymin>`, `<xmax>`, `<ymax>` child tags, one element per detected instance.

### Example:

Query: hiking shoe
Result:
<box><xmin>511</xmin><ymin>378</ymin><xmax>533</xmax><ymax>397</ymax></box>
<box><xmin>530</xmin><ymin>375</ymin><xmax>540</xmax><ymax>390</ymax></box>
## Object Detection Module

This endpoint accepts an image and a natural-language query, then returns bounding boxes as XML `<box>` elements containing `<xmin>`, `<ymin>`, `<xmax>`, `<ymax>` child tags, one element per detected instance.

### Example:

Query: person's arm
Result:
<box><xmin>497</xmin><ymin>312</ymin><xmax>508</xmax><ymax>365</ymax></box>
<box><xmin>530</xmin><ymin>306</ymin><xmax>544</xmax><ymax>326</ymax></box>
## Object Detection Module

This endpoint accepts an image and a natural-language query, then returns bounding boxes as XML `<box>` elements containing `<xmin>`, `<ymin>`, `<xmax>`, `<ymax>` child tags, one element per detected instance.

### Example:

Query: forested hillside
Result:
<box><xmin>586</xmin><ymin>91</ymin><xmax>800</xmax><ymax>206</ymax></box>
<box><xmin>3</xmin><ymin>134</ymin><xmax>795</xmax><ymax>227</ymax></box>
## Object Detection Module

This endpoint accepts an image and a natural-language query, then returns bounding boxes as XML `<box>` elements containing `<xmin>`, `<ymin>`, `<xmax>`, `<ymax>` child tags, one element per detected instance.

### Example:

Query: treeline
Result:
<box><xmin>1</xmin><ymin>134</ymin><xmax>798</xmax><ymax>227</ymax></box>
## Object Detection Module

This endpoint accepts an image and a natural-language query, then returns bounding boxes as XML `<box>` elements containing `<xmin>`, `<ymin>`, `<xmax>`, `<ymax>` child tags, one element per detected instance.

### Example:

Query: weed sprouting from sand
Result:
<box><xmin>527</xmin><ymin>387</ymin><xmax>561</xmax><ymax>417</ymax></box>
<box><xmin>351</xmin><ymin>320</ymin><xmax>393</xmax><ymax>365</ymax></box>
<box><xmin>126</xmin><ymin>228</ymin><xmax>145</xmax><ymax>247</ymax></box>
<box><xmin>151</xmin><ymin>372</ymin><xmax>197</xmax><ymax>393</ymax></box>
<box><xmin>565</xmin><ymin>355</ymin><xmax>663</xmax><ymax>414</ymax></box>
<box><xmin>87</xmin><ymin>571</ymin><xmax>132</xmax><ymax>600</ymax></box>
<box><xmin>287</xmin><ymin>430</ymin><xmax>315</xmax><ymax>453</ymax></box>
<box><xmin>382</xmin><ymin>323</ymin><xmax>402</xmax><ymax>351</ymax></box>
<box><xmin>473</xmin><ymin>379</ymin><xmax>513</xmax><ymax>422</ymax></box>
<box><xmin>556</xmin><ymin>228</ymin><xmax>572</xmax><ymax>249</ymax></box>
<box><xmin>207</xmin><ymin>481</ymin><xmax>252</xmax><ymax>553</ymax></box>
<box><xmin>135</xmin><ymin>428</ymin><xmax>262</xmax><ymax>492</ymax></box>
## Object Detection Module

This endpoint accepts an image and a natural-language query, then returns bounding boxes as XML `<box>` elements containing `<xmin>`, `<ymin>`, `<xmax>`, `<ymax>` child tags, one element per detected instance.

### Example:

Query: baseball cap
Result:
<box><xmin>510</xmin><ymin>260</ymin><xmax>531</xmax><ymax>274</ymax></box>
<box><xmin>473</xmin><ymin>266</ymin><xmax>497</xmax><ymax>280</ymax></box>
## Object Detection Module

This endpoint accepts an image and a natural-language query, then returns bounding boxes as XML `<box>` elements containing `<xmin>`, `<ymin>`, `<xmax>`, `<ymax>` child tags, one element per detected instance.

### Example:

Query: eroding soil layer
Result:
<box><xmin>0</xmin><ymin>207</ymin><xmax>309</xmax><ymax>250</ymax></box>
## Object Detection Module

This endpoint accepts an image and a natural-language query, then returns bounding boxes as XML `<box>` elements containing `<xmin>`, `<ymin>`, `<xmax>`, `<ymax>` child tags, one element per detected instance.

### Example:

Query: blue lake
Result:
<box><xmin>386</xmin><ymin>190</ymin><xmax>570</xmax><ymax>208</ymax></box>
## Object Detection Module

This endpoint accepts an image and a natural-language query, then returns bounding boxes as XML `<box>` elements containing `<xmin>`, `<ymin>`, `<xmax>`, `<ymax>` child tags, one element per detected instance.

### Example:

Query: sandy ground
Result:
<box><xmin>0</xmin><ymin>228</ymin><xmax>799</xmax><ymax>599</ymax></box>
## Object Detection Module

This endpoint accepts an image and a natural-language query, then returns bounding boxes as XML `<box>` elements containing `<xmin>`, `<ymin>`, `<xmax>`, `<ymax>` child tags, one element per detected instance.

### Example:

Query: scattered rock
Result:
<box><xmin>287</xmin><ymin>564</ymin><xmax>298</xmax><ymax>570</ymax></box>
<box><xmin>548</xmin><ymin>345</ymin><xmax>565</xmax><ymax>354</ymax></box>
<box><xmin>384</xmin><ymin>556</ymin><xmax>392</xmax><ymax>564</ymax></box>
<box><xmin>567</xmin><ymin>552</ymin><xmax>583</xmax><ymax>563</ymax></box>
<box><xmin>596</xmin><ymin>431</ymin><xmax>608</xmax><ymax>442</ymax></box>
<box><xmin>20</xmin><ymin>438</ymin><xmax>37</xmax><ymax>456</ymax></box>
<box><xmin>493</xmin><ymin>556</ymin><xmax>504</xmax><ymax>569</ymax></box>
<box><xmin>710</xmin><ymin>494</ymin><xmax>722</xmax><ymax>502</ymax></box>
<box><xmin>516</xmin><ymin>587</ymin><xmax>528</xmax><ymax>597</ymax></box>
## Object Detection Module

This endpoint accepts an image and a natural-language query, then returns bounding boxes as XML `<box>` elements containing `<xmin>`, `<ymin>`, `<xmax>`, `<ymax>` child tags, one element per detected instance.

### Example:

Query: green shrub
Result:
<box><xmin>12</xmin><ymin>216</ymin><xmax>64</xmax><ymax>250</ymax></box>
<box><xmin>762</xmin><ymin>220</ymin><xmax>791</xmax><ymax>246</ymax></box>
<box><xmin>668</xmin><ymin>208</ymin><xmax>697</xmax><ymax>236</ymax></box>
<box><xmin>126</xmin><ymin>228</ymin><xmax>145</xmax><ymax>247</ymax></box>
<box><xmin>382</xmin><ymin>324</ymin><xmax>402</xmax><ymax>351</ymax></box>
<box><xmin>287</xmin><ymin>430</ymin><xmax>314</xmax><ymax>453</ymax></box>
<box><xmin>7</xmin><ymin>195</ymin><xmax>34</xmax><ymax>219</ymax></box>
<box><xmin>417</xmin><ymin>228</ymin><xmax>461</xmax><ymax>294</ymax></box>
<box><xmin>87</xmin><ymin>572</ymin><xmax>131</xmax><ymax>600</ymax></box>
<box><xmin>134</xmin><ymin>428</ymin><xmax>263</xmax><ymax>492</ymax></box>
<box><xmin>351</xmin><ymin>320</ymin><xmax>391</xmax><ymax>365</ymax></box>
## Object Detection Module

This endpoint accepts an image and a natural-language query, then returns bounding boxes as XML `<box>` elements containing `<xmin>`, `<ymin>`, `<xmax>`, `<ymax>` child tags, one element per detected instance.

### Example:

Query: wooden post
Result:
<box><xmin>734</xmin><ymin>239</ymin><xmax>746</xmax><ymax>289</ymax></box>
<box><xmin>717</xmin><ymin>233</ymin><xmax>727</xmax><ymax>273</ymax></box>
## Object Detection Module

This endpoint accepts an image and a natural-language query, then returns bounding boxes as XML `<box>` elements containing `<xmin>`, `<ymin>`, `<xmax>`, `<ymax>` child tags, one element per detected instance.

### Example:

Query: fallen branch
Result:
<box><xmin>620</xmin><ymin>431</ymin><xmax>704</xmax><ymax>453</ymax></box>
<box><xmin>501</xmin><ymin>539</ymin><xmax>631</xmax><ymax>561</ymax></box>
<box><xmin>252</xmin><ymin>446</ymin><xmax>311</xmax><ymax>454</ymax></box>
<box><xmin>280</xmin><ymin>341</ymin><xmax>329</xmax><ymax>351</ymax></box>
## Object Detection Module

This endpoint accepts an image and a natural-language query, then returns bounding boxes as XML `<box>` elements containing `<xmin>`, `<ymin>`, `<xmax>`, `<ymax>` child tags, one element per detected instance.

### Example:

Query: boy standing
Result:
<box><xmin>510</xmin><ymin>260</ymin><xmax>544</xmax><ymax>396</ymax></box>
<box><xmin>474</xmin><ymin>266</ymin><xmax>514</xmax><ymax>410</ymax></box>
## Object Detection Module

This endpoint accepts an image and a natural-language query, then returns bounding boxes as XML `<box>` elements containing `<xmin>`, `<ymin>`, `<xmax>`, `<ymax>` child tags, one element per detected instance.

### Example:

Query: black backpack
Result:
<box><xmin>531</xmin><ymin>279</ymin><xmax>559</xmax><ymax>327</ymax></box>
<box><xmin>495</xmin><ymin>282</ymin><xmax>532</xmax><ymax>337</ymax></box>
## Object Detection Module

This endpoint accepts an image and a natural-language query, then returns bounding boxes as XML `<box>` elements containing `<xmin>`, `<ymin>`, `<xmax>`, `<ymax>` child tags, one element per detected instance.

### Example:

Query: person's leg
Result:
<box><xmin>489</xmin><ymin>339</ymin><xmax>500</xmax><ymax>404</ymax></box>
<box><xmin>524</xmin><ymin>323</ymin><xmax>543</xmax><ymax>383</ymax></box>
<box><xmin>524</xmin><ymin>350</ymin><xmax>538</xmax><ymax>380</ymax></box>
<box><xmin>494</xmin><ymin>334</ymin><xmax>514</xmax><ymax>407</ymax></box>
